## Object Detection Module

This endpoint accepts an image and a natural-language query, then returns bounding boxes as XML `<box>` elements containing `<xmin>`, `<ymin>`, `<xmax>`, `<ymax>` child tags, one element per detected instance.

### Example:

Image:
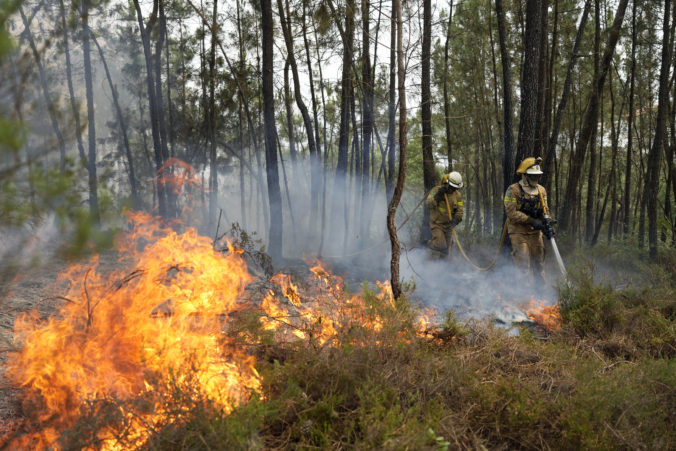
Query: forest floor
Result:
<box><xmin>1</xmin><ymin>240</ymin><xmax>674</xmax><ymax>449</ymax></box>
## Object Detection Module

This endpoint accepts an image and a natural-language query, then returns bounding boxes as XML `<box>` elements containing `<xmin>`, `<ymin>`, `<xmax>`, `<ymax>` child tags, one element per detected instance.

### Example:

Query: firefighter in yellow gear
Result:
<box><xmin>504</xmin><ymin>157</ymin><xmax>550</xmax><ymax>285</ymax></box>
<box><xmin>426</xmin><ymin>171</ymin><xmax>464</xmax><ymax>256</ymax></box>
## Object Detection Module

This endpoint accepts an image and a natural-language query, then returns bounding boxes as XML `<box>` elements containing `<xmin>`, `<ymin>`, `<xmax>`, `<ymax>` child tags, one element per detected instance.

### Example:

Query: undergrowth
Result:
<box><xmin>11</xmin><ymin>248</ymin><xmax>676</xmax><ymax>450</ymax></box>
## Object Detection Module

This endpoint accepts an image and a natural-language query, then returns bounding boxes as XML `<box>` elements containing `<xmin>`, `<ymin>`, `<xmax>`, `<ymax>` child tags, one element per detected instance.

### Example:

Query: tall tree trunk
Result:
<box><xmin>542</xmin><ymin>0</ymin><xmax>592</xmax><ymax>192</ymax></box>
<box><xmin>156</xmin><ymin>0</ymin><xmax>174</xmax><ymax>216</ymax></box>
<box><xmin>585</xmin><ymin>0</ymin><xmax>601</xmax><ymax>242</ymax></box>
<box><xmin>495</xmin><ymin>0</ymin><xmax>515</xmax><ymax>191</ymax></box>
<box><xmin>91</xmin><ymin>35</ymin><xmax>138</xmax><ymax>206</ymax></box>
<box><xmin>19</xmin><ymin>6</ymin><xmax>67</xmax><ymax>173</ymax></box>
<box><xmin>283</xmin><ymin>59</ymin><xmax>297</xmax><ymax>164</ymax></box>
<box><xmin>261</xmin><ymin>0</ymin><xmax>283</xmax><ymax>259</ymax></box>
<box><xmin>388</xmin><ymin>0</ymin><xmax>407</xmax><ymax>300</ymax></box>
<box><xmin>385</xmin><ymin>0</ymin><xmax>396</xmax><ymax>202</ymax></box>
<box><xmin>207</xmin><ymin>0</ymin><xmax>218</xmax><ymax>226</ymax></box>
<box><xmin>133</xmin><ymin>0</ymin><xmax>168</xmax><ymax>217</ymax></box>
<box><xmin>559</xmin><ymin>0</ymin><xmax>629</xmax><ymax>232</ymax></box>
<box><xmin>360</xmin><ymin>0</ymin><xmax>374</xmax><ymax>243</ymax></box>
<box><xmin>59</xmin><ymin>0</ymin><xmax>86</xmax><ymax>162</ymax></box>
<box><xmin>302</xmin><ymin>0</ymin><xmax>322</xmax><ymax>225</ymax></box>
<box><xmin>420</xmin><ymin>0</ymin><xmax>435</xmax><ymax>242</ymax></box>
<box><xmin>443</xmin><ymin>1</ymin><xmax>454</xmax><ymax>170</ymax></box>
<box><xmin>336</xmin><ymin>0</ymin><xmax>354</xmax><ymax>179</ymax></box>
<box><xmin>623</xmin><ymin>0</ymin><xmax>638</xmax><ymax>235</ymax></box>
<box><xmin>645</xmin><ymin>0</ymin><xmax>672</xmax><ymax>259</ymax></box>
<box><xmin>81</xmin><ymin>0</ymin><xmax>100</xmax><ymax>223</ymax></box>
<box><xmin>514</xmin><ymin>0</ymin><xmax>544</xmax><ymax>171</ymax></box>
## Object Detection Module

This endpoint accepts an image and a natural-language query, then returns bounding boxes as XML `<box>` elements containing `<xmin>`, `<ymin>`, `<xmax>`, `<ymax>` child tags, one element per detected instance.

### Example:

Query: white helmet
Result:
<box><xmin>444</xmin><ymin>171</ymin><xmax>463</xmax><ymax>188</ymax></box>
<box><xmin>526</xmin><ymin>164</ymin><xmax>543</xmax><ymax>175</ymax></box>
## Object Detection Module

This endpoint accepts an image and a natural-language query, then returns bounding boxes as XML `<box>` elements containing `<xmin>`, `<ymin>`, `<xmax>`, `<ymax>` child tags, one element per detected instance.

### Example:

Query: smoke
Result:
<box><xmin>214</xmin><ymin>157</ymin><xmax>562</xmax><ymax>326</ymax></box>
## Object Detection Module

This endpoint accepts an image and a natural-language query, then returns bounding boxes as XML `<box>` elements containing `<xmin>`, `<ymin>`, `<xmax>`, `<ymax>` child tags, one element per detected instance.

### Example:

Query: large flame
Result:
<box><xmin>8</xmin><ymin>212</ymin><xmax>259</xmax><ymax>448</ymax></box>
<box><xmin>6</xmin><ymin>212</ymin><xmax>433</xmax><ymax>449</ymax></box>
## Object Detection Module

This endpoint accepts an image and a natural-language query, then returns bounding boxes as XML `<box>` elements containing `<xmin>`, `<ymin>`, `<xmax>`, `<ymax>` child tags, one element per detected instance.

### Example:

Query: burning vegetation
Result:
<box><xmin>2</xmin><ymin>214</ymin><xmax>674</xmax><ymax>449</ymax></box>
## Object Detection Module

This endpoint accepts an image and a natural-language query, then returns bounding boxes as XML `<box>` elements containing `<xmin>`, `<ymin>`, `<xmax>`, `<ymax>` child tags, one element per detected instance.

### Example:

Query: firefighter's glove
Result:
<box><xmin>530</xmin><ymin>218</ymin><xmax>545</xmax><ymax>231</ymax></box>
<box><xmin>450</xmin><ymin>218</ymin><xmax>460</xmax><ymax>228</ymax></box>
<box><xmin>433</xmin><ymin>188</ymin><xmax>446</xmax><ymax>204</ymax></box>
<box><xmin>543</xmin><ymin>221</ymin><xmax>555</xmax><ymax>239</ymax></box>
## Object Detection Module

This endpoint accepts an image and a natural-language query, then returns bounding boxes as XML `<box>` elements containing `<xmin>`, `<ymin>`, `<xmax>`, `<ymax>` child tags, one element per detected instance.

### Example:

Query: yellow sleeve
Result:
<box><xmin>453</xmin><ymin>191</ymin><xmax>464</xmax><ymax>223</ymax></box>
<box><xmin>426</xmin><ymin>186</ymin><xmax>439</xmax><ymax>209</ymax></box>
<box><xmin>539</xmin><ymin>186</ymin><xmax>550</xmax><ymax>216</ymax></box>
<box><xmin>504</xmin><ymin>185</ymin><xmax>531</xmax><ymax>225</ymax></box>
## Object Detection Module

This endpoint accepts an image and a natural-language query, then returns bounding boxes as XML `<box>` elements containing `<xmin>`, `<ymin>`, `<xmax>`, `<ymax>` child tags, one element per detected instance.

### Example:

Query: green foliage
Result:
<box><xmin>558</xmin><ymin>262</ymin><xmax>621</xmax><ymax>337</ymax></box>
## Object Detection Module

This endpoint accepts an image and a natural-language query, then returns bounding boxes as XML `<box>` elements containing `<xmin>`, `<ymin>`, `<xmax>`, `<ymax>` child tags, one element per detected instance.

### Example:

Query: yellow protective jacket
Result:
<box><xmin>426</xmin><ymin>186</ymin><xmax>464</xmax><ymax>227</ymax></box>
<box><xmin>504</xmin><ymin>181</ymin><xmax>549</xmax><ymax>235</ymax></box>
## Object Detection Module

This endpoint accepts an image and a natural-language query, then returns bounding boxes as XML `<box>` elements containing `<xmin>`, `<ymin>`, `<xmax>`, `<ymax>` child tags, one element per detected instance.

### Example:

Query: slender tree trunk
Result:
<box><xmin>624</xmin><ymin>0</ymin><xmax>638</xmax><ymax>235</ymax></box>
<box><xmin>20</xmin><ymin>7</ymin><xmax>67</xmax><ymax>173</ymax></box>
<box><xmin>261</xmin><ymin>0</ymin><xmax>283</xmax><ymax>259</ymax></box>
<box><xmin>388</xmin><ymin>0</ymin><xmax>406</xmax><ymax>300</ymax></box>
<box><xmin>156</xmin><ymin>0</ymin><xmax>174</xmax><ymax>216</ymax></box>
<box><xmin>495</xmin><ymin>0</ymin><xmax>515</xmax><ymax>191</ymax></box>
<box><xmin>283</xmin><ymin>59</ymin><xmax>297</xmax><ymax>165</ymax></box>
<box><xmin>59</xmin><ymin>0</ymin><xmax>86</xmax><ymax>162</ymax></box>
<box><xmin>133</xmin><ymin>0</ymin><xmax>168</xmax><ymax>217</ymax></box>
<box><xmin>585</xmin><ymin>0</ymin><xmax>601</xmax><ymax>242</ymax></box>
<box><xmin>81</xmin><ymin>0</ymin><xmax>100</xmax><ymax>223</ymax></box>
<box><xmin>207</xmin><ymin>0</ymin><xmax>219</xmax><ymax>226</ymax></box>
<box><xmin>360</xmin><ymin>0</ymin><xmax>374</xmax><ymax>243</ymax></box>
<box><xmin>420</xmin><ymin>0</ymin><xmax>435</xmax><ymax>242</ymax></box>
<box><xmin>92</xmin><ymin>35</ymin><xmax>138</xmax><ymax>206</ymax></box>
<box><xmin>559</xmin><ymin>0</ymin><xmax>629</xmax><ymax>232</ymax></box>
<box><xmin>302</xmin><ymin>0</ymin><xmax>322</xmax><ymax>226</ymax></box>
<box><xmin>385</xmin><ymin>1</ymin><xmax>396</xmax><ymax>202</ymax></box>
<box><xmin>645</xmin><ymin>0</ymin><xmax>672</xmax><ymax>259</ymax></box>
<box><xmin>542</xmin><ymin>0</ymin><xmax>592</xmax><ymax>192</ymax></box>
<box><xmin>444</xmin><ymin>1</ymin><xmax>454</xmax><ymax>170</ymax></box>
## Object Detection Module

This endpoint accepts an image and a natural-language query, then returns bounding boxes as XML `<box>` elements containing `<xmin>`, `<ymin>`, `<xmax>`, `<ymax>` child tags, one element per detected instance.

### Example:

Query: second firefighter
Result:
<box><xmin>426</xmin><ymin>171</ymin><xmax>464</xmax><ymax>257</ymax></box>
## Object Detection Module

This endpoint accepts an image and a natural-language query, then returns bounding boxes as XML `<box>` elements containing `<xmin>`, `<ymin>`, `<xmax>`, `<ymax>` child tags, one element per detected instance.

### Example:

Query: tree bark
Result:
<box><xmin>388</xmin><ymin>0</ymin><xmax>407</xmax><ymax>300</ymax></box>
<box><xmin>495</xmin><ymin>0</ymin><xmax>515</xmax><ymax>192</ymax></box>
<box><xmin>542</xmin><ymin>0</ymin><xmax>592</xmax><ymax>192</ymax></box>
<box><xmin>133</xmin><ymin>0</ymin><xmax>168</xmax><ymax>217</ymax></box>
<box><xmin>585</xmin><ymin>0</ymin><xmax>601</xmax><ymax>242</ymax></box>
<box><xmin>261</xmin><ymin>0</ymin><xmax>283</xmax><ymax>259</ymax></box>
<box><xmin>360</xmin><ymin>0</ymin><xmax>374</xmax><ymax>243</ymax></box>
<box><xmin>59</xmin><ymin>0</ymin><xmax>86</xmax><ymax>163</ymax></box>
<box><xmin>19</xmin><ymin>6</ymin><xmax>67</xmax><ymax>173</ymax></box>
<box><xmin>91</xmin><ymin>35</ymin><xmax>138</xmax><ymax>206</ymax></box>
<box><xmin>81</xmin><ymin>0</ymin><xmax>100</xmax><ymax>223</ymax></box>
<box><xmin>444</xmin><ymin>1</ymin><xmax>454</xmax><ymax>171</ymax></box>
<box><xmin>420</xmin><ymin>0</ymin><xmax>435</xmax><ymax>242</ymax></box>
<box><xmin>645</xmin><ymin>0</ymin><xmax>672</xmax><ymax>259</ymax></box>
<box><xmin>559</xmin><ymin>0</ymin><xmax>629</xmax><ymax>232</ymax></box>
<box><xmin>514</xmin><ymin>0</ymin><xmax>544</xmax><ymax>171</ymax></box>
<box><xmin>385</xmin><ymin>0</ymin><xmax>397</xmax><ymax>202</ymax></box>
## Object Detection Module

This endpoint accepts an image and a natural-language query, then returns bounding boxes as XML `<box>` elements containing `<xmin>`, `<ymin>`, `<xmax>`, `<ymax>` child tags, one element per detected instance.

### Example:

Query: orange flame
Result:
<box><xmin>523</xmin><ymin>297</ymin><xmax>562</xmax><ymax>331</ymax></box>
<box><xmin>8</xmin><ymin>212</ymin><xmax>259</xmax><ymax>448</ymax></box>
<box><xmin>7</xmin><ymin>216</ymin><xmax>434</xmax><ymax>448</ymax></box>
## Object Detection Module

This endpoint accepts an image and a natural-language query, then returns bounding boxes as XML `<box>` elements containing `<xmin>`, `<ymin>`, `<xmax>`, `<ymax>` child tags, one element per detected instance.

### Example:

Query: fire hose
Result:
<box><xmin>323</xmin><ymin>186</ymin><xmax>567</xmax><ymax>278</ymax></box>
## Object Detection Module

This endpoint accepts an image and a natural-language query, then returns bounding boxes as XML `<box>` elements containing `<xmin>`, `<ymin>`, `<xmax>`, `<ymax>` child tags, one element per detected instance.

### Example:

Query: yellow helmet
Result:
<box><xmin>516</xmin><ymin>157</ymin><xmax>543</xmax><ymax>175</ymax></box>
